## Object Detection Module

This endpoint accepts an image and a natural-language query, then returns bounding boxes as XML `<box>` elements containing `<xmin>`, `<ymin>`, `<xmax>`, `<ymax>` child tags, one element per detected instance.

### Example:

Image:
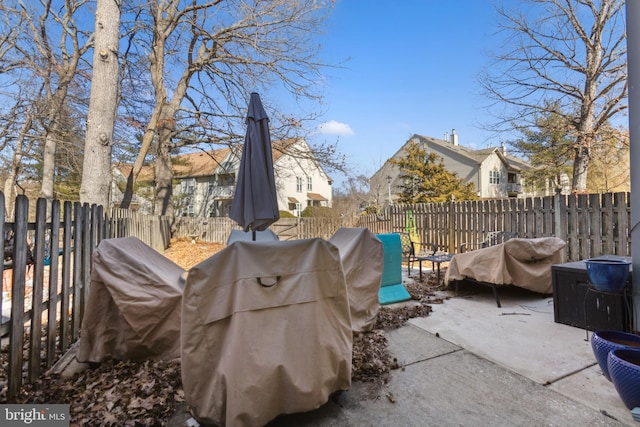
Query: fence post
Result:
<box><xmin>554</xmin><ymin>188</ymin><xmax>567</xmax><ymax>263</ymax></box>
<box><xmin>448</xmin><ymin>198</ymin><xmax>455</xmax><ymax>253</ymax></box>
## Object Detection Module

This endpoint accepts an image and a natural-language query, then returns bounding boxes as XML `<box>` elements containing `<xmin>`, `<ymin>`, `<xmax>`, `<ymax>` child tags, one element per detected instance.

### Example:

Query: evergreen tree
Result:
<box><xmin>511</xmin><ymin>103</ymin><xmax>574</xmax><ymax>193</ymax></box>
<box><xmin>391</xmin><ymin>143</ymin><xmax>477</xmax><ymax>203</ymax></box>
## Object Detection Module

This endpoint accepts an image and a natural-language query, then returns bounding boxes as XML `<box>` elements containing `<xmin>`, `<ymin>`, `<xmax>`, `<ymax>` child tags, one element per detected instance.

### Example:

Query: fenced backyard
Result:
<box><xmin>0</xmin><ymin>190</ymin><xmax>632</xmax><ymax>401</ymax></box>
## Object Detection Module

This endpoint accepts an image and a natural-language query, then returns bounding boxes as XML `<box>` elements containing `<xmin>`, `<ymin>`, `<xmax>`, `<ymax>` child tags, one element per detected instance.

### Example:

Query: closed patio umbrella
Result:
<box><xmin>229</xmin><ymin>93</ymin><xmax>280</xmax><ymax>239</ymax></box>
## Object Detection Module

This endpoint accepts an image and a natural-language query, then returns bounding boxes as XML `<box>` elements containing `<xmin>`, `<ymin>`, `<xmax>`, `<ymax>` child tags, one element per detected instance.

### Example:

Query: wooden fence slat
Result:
<box><xmin>0</xmin><ymin>192</ymin><xmax>4</xmax><ymax>335</ymax></box>
<box><xmin>60</xmin><ymin>201</ymin><xmax>72</xmax><ymax>352</ymax></box>
<box><xmin>81</xmin><ymin>204</ymin><xmax>91</xmax><ymax>327</ymax></box>
<box><xmin>8</xmin><ymin>195</ymin><xmax>28</xmax><ymax>399</ymax></box>
<box><xmin>28</xmin><ymin>198</ymin><xmax>47</xmax><ymax>382</ymax></box>
<box><xmin>47</xmin><ymin>200</ymin><xmax>61</xmax><ymax>367</ymax></box>
<box><xmin>72</xmin><ymin>202</ymin><xmax>83</xmax><ymax>341</ymax></box>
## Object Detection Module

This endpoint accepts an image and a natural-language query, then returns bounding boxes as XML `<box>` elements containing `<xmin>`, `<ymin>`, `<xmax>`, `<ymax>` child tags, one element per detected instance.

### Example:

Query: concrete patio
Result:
<box><xmin>409</xmin><ymin>283</ymin><xmax>633</xmax><ymax>424</ymax></box>
<box><xmin>168</xmin><ymin>268</ymin><xmax>637</xmax><ymax>426</ymax></box>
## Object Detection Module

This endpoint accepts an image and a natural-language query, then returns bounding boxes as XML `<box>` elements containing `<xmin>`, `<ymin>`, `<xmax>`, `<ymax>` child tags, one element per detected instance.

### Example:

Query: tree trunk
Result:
<box><xmin>40</xmin><ymin>131</ymin><xmax>58</xmax><ymax>203</ymax></box>
<box><xmin>119</xmin><ymin>101</ymin><xmax>164</xmax><ymax>208</ymax></box>
<box><xmin>79</xmin><ymin>0</ymin><xmax>121</xmax><ymax>207</ymax></box>
<box><xmin>572</xmin><ymin>143</ymin><xmax>590</xmax><ymax>193</ymax></box>
<box><xmin>154</xmin><ymin>128</ymin><xmax>174</xmax><ymax>217</ymax></box>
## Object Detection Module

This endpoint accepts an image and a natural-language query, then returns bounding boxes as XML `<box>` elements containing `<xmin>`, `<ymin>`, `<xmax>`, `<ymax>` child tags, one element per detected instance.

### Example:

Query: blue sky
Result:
<box><xmin>306</xmin><ymin>1</ymin><xmax>509</xmax><ymax>186</ymax></box>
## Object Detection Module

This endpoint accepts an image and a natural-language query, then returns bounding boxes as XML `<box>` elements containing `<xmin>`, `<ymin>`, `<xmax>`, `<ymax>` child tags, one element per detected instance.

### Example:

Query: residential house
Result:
<box><xmin>370</xmin><ymin>131</ymin><xmax>533</xmax><ymax>204</ymax></box>
<box><xmin>112</xmin><ymin>138</ymin><xmax>333</xmax><ymax>217</ymax></box>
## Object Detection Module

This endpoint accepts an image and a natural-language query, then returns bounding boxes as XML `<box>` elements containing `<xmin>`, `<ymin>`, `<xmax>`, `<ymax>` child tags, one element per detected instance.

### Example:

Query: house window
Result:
<box><xmin>295</xmin><ymin>203</ymin><xmax>302</xmax><ymax>217</ymax></box>
<box><xmin>307</xmin><ymin>176</ymin><xmax>312</xmax><ymax>191</ymax></box>
<box><xmin>489</xmin><ymin>170</ymin><xmax>500</xmax><ymax>185</ymax></box>
<box><xmin>296</xmin><ymin>177</ymin><xmax>303</xmax><ymax>192</ymax></box>
<box><xmin>208</xmin><ymin>177</ymin><xmax>215</xmax><ymax>195</ymax></box>
<box><xmin>181</xmin><ymin>178</ymin><xmax>195</xmax><ymax>194</ymax></box>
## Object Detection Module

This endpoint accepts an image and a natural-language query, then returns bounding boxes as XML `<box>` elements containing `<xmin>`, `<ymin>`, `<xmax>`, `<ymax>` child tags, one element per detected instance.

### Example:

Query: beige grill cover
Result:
<box><xmin>181</xmin><ymin>238</ymin><xmax>352</xmax><ymax>427</ymax></box>
<box><xmin>445</xmin><ymin>237</ymin><xmax>566</xmax><ymax>294</ymax></box>
<box><xmin>77</xmin><ymin>237</ymin><xmax>185</xmax><ymax>363</ymax></box>
<box><xmin>329</xmin><ymin>228</ymin><xmax>382</xmax><ymax>332</ymax></box>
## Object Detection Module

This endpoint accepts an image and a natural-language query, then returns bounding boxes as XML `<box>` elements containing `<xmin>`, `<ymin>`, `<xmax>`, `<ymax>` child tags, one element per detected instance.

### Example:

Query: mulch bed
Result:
<box><xmin>5</xmin><ymin>238</ymin><xmax>449</xmax><ymax>426</ymax></box>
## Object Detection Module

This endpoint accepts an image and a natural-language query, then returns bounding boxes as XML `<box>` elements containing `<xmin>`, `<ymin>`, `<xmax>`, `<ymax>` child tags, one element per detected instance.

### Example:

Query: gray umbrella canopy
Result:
<box><xmin>229</xmin><ymin>93</ymin><xmax>280</xmax><ymax>234</ymax></box>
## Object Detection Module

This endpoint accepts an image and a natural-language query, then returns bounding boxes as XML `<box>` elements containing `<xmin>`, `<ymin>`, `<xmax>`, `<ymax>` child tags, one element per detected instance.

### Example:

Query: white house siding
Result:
<box><xmin>479</xmin><ymin>154</ymin><xmax>508</xmax><ymax>198</ymax></box>
<box><xmin>275</xmin><ymin>143</ymin><xmax>333</xmax><ymax>216</ymax></box>
<box><xmin>169</xmin><ymin>138</ymin><xmax>332</xmax><ymax>218</ymax></box>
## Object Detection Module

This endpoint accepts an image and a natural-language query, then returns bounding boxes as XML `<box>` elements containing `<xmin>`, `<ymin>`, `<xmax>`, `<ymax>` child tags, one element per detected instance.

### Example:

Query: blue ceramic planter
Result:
<box><xmin>591</xmin><ymin>330</ymin><xmax>640</xmax><ymax>381</ymax></box>
<box><xmin>608</xmin><ymin>349</ymin><xmax>640</xmax><ymax>410</ymax></box>
<box><xmin>585</xmin><ymin>259</ymin><xmax>631</xmax><ymax>292</ymax></box>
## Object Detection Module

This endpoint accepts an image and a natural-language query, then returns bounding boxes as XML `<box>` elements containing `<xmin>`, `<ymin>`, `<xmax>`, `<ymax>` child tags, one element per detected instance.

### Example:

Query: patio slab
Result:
<box><xmin>409</xmin><ymin>287</ymin><xmax>596</xmax><ymax>385</ymax></box>
<box><xmin>409</xmin><ymin>283</ymin><xmax>634</xmax><ymax>425</ymax></box>
<box><xmin>264</xmin><ymin>326</ymin><xmax>624</xmax><ymax>427</ymax></box>
<box><xmin>169</xmin><ymin>314</ymin><xmax>629</xmax><ymax>427</ymax></box>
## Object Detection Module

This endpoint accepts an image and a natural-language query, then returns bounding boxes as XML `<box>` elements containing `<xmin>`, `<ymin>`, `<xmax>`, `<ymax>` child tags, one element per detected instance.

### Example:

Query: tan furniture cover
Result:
<box><xmin>445</xmin><ymin>237</ymin><xmax>566</xmax><ymax>294</ymax></box>
<box><xmin>181</xmin><ymin>238</ymin><xmax>352</xmax><ymax>427</ymax></box>
<box><xmin>77</xmin><ymin>237</ymin><xmax>185</xmax><ymax>363</ymax></box>
<box><xmin>329</xmin><ymin>228</ymin><xmax>383</xmax><ymax>332</ymax></box>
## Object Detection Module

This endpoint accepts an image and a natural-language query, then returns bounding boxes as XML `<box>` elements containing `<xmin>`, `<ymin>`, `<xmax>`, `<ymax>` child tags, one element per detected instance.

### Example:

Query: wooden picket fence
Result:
<box><xmin>173</xmin><ymin>216</ymin><xmax>361</xmax><ymax>242</ymax></box>
<box><xmin>1</xmin><ymin>193</ymin><xmax>171</xmax><ymax>401</ymax></box>
<box><xmin>357</xmin><ymin>192</ymin><xmax>632</xmax><ymax>262</ymax></box>
<box><xmin>174</xmin><ymin>192</ymin><xmax>632</xmax><ymax>263</ymax></box>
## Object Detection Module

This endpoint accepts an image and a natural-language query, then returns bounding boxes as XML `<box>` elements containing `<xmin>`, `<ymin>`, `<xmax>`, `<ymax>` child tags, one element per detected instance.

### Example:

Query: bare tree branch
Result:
<box><xmin>481</xmin><ymin>0</ymin><xmax>626</xmax><ymax>192</ymax></box>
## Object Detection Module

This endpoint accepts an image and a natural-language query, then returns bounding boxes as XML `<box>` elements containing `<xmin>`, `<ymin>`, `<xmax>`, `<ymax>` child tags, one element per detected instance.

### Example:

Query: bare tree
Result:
<box><xmin>481</xmin><ymin>0</ymin><xmax>627</xmax><ymax>193</ymax></box>
<box><xmin>0</xmin><ymin>98</ymin><xmax>36</xmax><ymax>217</ymax></box>
<box><xmin>2</xmin><ymin>0</ymin><xmax>93</xmax><ymax>205</ymax></box>
<box><xmin>0</xmin><ymin>3</ymin><xmax>22</xmax><ymax>74</ymax></box>
<box><xmin>79</xmin><ymin>0</ymin><xmax>121</xmax><ymax>206</ymax></box>
<box><xmin>333</xmin><ymin>174</ymin><xmax>372</xmax><ymax>216</ymax></box>
<box><xmin>119</xmin><ymin>0</ymin><xmax>339</xmax><ymax>216</ymax></box>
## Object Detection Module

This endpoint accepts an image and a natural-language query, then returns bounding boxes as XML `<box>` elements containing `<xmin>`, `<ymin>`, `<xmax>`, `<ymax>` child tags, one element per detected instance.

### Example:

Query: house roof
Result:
<box><xmin>307</xmin><ymin>192</ymin><xmax>328</xmax><ymax>201</ymax></box>
<box><xmin>172</xmin><ymin>148</ymin><xmax>232</xmax><ymax>178</ymax></box>
<box><xmin>409</xmin><ymin>134</ymin><xmax>530</xmax><ymax>171</ymax></box>
<box><xmin>272</xmin><ymin>138</ymin><xmax>298</xmax><ymax>163</ymax></box>
<box><xmin>115</xmin><ymin>164</ymin><xmax>155</xmax><ymax>183</ymax></box>
<box><xmin>115</xmin><ymin>137</ymin><xmax>328</xmax><ymax>182</ymax></box>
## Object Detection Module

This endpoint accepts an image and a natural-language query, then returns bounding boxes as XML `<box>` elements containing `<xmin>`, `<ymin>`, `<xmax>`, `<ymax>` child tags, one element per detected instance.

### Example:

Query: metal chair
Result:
<box><xmin>398</xmin><ymin>232</ymin><xmax>419</xmax><ymax>276</ymax></box>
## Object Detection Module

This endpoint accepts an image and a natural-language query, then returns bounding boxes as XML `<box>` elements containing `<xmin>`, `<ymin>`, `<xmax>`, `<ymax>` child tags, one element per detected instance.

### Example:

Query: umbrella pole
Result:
<box><xmin>252</xmin><ymin>230</ymin><xmax>256</xmax><ymax>241</ymax></box>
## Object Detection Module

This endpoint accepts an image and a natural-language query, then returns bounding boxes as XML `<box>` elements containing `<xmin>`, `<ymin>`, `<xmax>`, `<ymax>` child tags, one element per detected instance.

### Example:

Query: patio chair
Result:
<box><xmin>399</xmin><ymin>232</ymin><xmax>444</xmax><ymax>278</ymax></box>
<box><xmin>399</xmin><ymin>232</ymin><xmax>419</xmax><ymax>276</ymax></box>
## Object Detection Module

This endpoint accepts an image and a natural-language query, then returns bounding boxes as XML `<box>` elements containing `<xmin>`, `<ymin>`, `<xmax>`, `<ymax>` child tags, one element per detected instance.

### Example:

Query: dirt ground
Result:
<box><xmin>9</xmin><ymin>237</ymin><xmax>446</xmax><ymax>426</ymax></box>
<box><xmin>162</xmin><ymin>237</ymin><xmax>226</xmax><ymax>269</ymax></box>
